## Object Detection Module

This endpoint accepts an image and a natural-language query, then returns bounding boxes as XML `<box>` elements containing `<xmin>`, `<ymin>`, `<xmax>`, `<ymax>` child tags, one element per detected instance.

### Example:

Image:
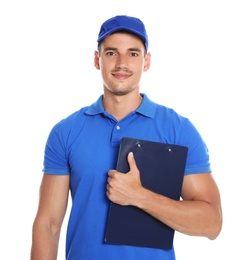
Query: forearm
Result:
<box><xmin>31</xmin><ymin>220</ymin><xmax>60</xmax><ymax>260</ymax></box>
<box><xmin>133</xmin><ymin>187</ymin><xmax>222</xmax><ymax>240</ymax></box>
<box><xmin>107</xmin><ymin>160</ymin><xmax>222</xmax><ymax>239</ymax></box>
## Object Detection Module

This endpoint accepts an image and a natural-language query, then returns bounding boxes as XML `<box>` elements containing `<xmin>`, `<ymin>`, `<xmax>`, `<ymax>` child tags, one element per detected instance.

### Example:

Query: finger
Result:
<box><xmin>127</xmin><ymin>152</ymin><xmax>138</xmax><ymax>171</ymax></box>
<box><xmin>108</xmin><ymin>169</ymin><xmax>117</xmax><ymax>177</ymax></box>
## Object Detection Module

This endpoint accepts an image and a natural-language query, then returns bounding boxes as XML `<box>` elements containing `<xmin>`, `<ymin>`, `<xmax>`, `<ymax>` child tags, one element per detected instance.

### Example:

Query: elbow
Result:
<box><xmin>49</xmin><ymin>220</ymin><xmax>62</xmax><ymax>239</ymax></box>
<box><xmin>32</xmin><ymin>216</ymin><xmax>62</xmax><ymax>240</ymax></box>
<box><xmin>208</xmin><ymin>211</ymin><xmax>223</xmax><ymax>240</ymax></box>
<box><xmin>209</xmin><ymin>222</ymin><xmax>222</xmax><ymax>240</ymax></box>
<box><xmin>208</xmin><ymin>229</ymin><xmax>221</xmax><ymax>240</ymax></box>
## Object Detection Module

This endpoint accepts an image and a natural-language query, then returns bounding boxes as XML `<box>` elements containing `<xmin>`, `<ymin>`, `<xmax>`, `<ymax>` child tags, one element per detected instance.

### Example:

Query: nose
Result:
<box><xmin>115</xmin><ymin>54</ymin><xmax>128</xmax><ymax>69</ymax></box>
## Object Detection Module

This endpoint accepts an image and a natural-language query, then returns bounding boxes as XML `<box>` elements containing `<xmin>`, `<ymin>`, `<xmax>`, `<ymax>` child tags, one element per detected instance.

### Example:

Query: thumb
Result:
<box><xmin>127</xmin><ymin>152</ymin><xmax>138</xmax><ymax>173</ymax></box>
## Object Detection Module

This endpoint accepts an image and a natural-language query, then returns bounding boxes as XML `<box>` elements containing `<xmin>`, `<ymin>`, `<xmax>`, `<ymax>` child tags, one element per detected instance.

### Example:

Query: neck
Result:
<box><xmin>102</xmin><ymin>91</ymin><xmax>142</xmax><ymax>121</ymax></box>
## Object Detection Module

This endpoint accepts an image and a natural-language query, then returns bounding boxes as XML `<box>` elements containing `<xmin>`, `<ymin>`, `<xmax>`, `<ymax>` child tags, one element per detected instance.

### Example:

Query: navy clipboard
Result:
<box><xmin>104</xmin><ymin>137</ymin><xmax>188</xmax><ymax>249</ymax></box>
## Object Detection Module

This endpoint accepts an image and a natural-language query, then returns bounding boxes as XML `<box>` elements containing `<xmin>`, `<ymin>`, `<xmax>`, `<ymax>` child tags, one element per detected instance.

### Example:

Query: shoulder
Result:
<box><xmin>46</xmin><ymin>106</ymin><xmax>89</xmax><ymax>145</ymax></box>
<box><xmin>141</xmin><ymin>93</ymin><xmax>187</xmax><ymax>122</ymax></box>
<box><xmin>153</xmin><ymin>100</ymin><xmax>190</xmax><ymax>130</ymax></box>
<box><xmin>139</xmin><ymin>93</ymin><xmax>187</xmax><ymax>124</ymax></box>
<box><xmin>59</xmin><ymin>107</ymin><xmax>89</xmax><ymax>126</ymax></box>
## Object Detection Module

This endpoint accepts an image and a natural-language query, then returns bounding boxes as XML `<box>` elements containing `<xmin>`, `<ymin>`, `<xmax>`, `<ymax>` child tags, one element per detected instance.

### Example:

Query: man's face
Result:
<box><xmin>94</xmin><ymin>32</ymin><xmax>150</xmax><ymax>96</ymax></box>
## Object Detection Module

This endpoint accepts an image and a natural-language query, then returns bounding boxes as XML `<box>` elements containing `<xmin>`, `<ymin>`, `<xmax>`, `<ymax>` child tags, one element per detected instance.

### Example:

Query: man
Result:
<box><xmin>31</xmin><ymin>15</ymin><xmax>222</xmax><ymax>259</ymax></box>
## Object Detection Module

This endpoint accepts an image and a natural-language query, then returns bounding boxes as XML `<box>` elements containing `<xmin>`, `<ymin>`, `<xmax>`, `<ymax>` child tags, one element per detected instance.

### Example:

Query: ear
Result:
<box><xmin>94</xmin><ymin>50</ymin><xmax>100</xmax><ymax>70</ymax></box>
<box><xmin>143</xmin><ymin>52</ymin><xmax>151</xmax><ymax>71</ymax></box>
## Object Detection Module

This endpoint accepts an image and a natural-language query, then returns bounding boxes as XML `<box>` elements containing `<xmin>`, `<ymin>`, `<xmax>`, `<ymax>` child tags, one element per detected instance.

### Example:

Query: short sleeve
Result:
<box><xmin>42</xmin><ymin>121</ymin><xmax>70</xmax><ymax>175</ymax></box>
<box><xmin>180</xmin><ymin>118</ymin><xmax>212</xmax><ymax>175</ymax></box>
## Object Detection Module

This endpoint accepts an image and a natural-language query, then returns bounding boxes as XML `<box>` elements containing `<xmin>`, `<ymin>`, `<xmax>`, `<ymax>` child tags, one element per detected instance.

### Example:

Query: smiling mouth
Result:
<box><xmin>113</xmin><ymin>72</ymin><xmax>131</xmax><ymax>80</ymax></box>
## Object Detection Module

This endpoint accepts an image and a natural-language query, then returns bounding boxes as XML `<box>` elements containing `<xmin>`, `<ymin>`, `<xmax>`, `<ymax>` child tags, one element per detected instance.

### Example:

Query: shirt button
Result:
<box><xmin>116</xmin><ymin>125</ymin><xmax>120</xmax><ymax>130</ymax></box>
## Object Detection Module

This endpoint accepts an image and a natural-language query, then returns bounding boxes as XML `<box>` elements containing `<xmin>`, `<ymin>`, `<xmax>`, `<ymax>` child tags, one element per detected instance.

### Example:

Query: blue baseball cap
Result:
<box><xmin>97</xmin><ymin>15</ymin><xmax>149</xmax><ymax>51</ymax></box>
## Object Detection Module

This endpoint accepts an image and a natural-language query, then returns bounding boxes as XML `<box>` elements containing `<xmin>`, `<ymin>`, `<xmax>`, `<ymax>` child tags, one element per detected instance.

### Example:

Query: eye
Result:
<box><xmin>129</xmin><ymin>52</ymin><xmax>139</xmax><ymax>57</ymax></box>
<box><xmin>106</xmin><ymin>51</ymin><xmax>116</xmax><ymax>56</ymax></box>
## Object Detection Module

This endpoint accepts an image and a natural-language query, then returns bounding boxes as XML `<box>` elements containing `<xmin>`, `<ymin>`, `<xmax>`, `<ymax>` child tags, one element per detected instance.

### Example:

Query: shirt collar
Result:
<box><xmin>85</xmin><ymin>93</ymin><xmax>156</xmax><ymax>119</ymax></box>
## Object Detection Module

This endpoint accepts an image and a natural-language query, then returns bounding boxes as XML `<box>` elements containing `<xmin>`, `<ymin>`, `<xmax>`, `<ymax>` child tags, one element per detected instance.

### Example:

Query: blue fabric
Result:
<box><xmin>43</xmin><ymin>93</ymin><xmax>211</xmax><ymax>260</ymax></box>
<box><xmin>97</xmin><ymin>15</ymin><xmax>148</xmax><ymax>51</ymax></box>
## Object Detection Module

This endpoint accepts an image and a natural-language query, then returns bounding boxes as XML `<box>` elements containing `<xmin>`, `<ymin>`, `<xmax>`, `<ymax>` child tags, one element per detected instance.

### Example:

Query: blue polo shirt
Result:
<box><xmin>43</xmin><ymin>93</ymin><xmax>211</xmax><ymax>260</ymax></box>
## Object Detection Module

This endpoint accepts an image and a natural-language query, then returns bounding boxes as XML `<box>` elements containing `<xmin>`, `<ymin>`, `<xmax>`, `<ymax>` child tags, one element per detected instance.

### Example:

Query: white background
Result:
<box><xmin>0</xmin><ymin>0</ymin><xmax>239</xmax><ymax>259</ymax></box>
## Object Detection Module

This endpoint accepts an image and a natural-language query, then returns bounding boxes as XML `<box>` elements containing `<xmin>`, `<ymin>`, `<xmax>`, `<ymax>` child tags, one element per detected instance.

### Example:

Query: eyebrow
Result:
<box><xmin>103</xmin><ymin>47</ymin><xmax>142</xmax><ymax>52</ymax></box>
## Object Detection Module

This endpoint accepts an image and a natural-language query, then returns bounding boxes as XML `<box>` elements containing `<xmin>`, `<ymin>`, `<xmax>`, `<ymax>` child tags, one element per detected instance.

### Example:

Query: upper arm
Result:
<box><xmin>35</xmin><ymin>173</ymin><xmax>70</xmax><ymax>231</ymax></box>
<box><xmin>181</xmin><ymin>172</ymin><xmax>221</xmax><ymax>210</ymax></box>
